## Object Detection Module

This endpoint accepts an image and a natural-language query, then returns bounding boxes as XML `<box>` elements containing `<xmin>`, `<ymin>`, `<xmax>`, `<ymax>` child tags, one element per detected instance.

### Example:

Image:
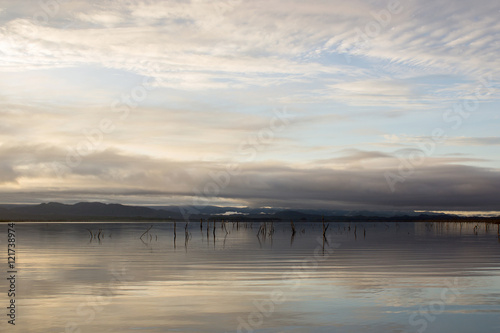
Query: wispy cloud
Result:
<box><xmin>445</xmin><ymin>136</ymin><xmax>500</xmax><ymax>146</ymax></box>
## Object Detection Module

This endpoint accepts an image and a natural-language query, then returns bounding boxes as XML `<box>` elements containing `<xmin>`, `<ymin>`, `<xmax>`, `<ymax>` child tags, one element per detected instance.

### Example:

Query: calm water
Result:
<box><xmin>3</xmin><ymin>221</ymin><xmax>500</xmax><ymax>333</ymax></box>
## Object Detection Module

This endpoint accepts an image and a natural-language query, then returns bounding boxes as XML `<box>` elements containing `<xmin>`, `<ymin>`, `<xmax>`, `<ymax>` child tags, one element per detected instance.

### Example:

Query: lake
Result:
<box><xmin>3</xmin><ymin>221</ymin><xmax>500</xmax><ymax>332</ymax></box>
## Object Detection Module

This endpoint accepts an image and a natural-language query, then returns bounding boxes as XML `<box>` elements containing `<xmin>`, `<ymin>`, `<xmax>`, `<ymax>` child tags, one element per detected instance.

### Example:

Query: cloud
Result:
<box><xmin>315</xmin><ymin>149</ymin><xmax>393</xmax><ymax>168</ymax></box>
<box><xmin>327</xmin><ymin>79</ymin><xmax>431</xmax><ymax>107</ymax></box>
<box><xmin>1</xmin><ymin>0</ymin><xmax>497</xmax><ymax>92</ymax></box>
<box><xmin>74</xmin><ymin>12</ymin><xmax>124</xmax><ymax>28</ymax></box>
<box><xmin>0</xmin><ymin>0</ymin><xmax>499</xmax><ymax>210</ymax></box>
<box><xmin>1</xmin><ymin>142</ymin><xmax>500</xmax><ymax>211</ymax></box>
<box><xmin>445</xmin><ymin>137</ymin><xmax>500</xmax><ymax>146</ymax></box>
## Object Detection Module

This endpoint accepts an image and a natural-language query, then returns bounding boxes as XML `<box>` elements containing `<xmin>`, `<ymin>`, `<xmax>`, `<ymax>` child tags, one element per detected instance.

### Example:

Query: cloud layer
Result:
<box><xmin>0</xmin><ymin>0</ymin><xmax>499</xmax><ymax>211</ymax></box>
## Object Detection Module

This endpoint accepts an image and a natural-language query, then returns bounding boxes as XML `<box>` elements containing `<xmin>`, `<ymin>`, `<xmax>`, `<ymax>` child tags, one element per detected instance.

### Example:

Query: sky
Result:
<box><xmin>0</xmin><ymin>0</ymin><xmax>499</xmax><ymax>212</ymax></box>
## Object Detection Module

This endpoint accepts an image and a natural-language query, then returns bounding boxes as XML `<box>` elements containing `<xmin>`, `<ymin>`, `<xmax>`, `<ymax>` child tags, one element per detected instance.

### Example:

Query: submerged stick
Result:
<box><xmin>174</xmin><ymin>221</ymin><xmax>177</xmax><ymax>249</ymax></box>
<box><xmin>140</xmin><ymin>225</ymin><xmax>153</xmax><ymax>239</ymax></box>
<box><xmin>322</xmin><ymin>217</ymin><xmax>329</xmax><ymax>239</ymax></box>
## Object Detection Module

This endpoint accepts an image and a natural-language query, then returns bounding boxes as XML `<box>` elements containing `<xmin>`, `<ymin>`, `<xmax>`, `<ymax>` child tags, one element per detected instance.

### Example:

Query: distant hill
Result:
<box><xmin>0</xmin><ymin>202</ymin><xmax>180</xmax><ymax>221</ymax></box>
<box><xmin>0</xmin><ymin>202</ymin><xmax>498</xmax><ymax>223</ymax></box>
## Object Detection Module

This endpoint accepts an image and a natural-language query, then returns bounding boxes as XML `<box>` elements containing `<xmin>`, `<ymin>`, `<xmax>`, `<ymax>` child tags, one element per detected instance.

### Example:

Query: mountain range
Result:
<box><xmin>0</xmin><ymin>202</ymin><xmax>499</xmax><ymax>223</ymax></box>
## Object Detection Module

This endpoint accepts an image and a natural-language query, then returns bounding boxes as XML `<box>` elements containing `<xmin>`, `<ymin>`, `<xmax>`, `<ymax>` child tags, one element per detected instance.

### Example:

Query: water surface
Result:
<box><xmin>4</xmin><ymin>221</ymin><xmax>500</xmax><ymax>332</ymax></box>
